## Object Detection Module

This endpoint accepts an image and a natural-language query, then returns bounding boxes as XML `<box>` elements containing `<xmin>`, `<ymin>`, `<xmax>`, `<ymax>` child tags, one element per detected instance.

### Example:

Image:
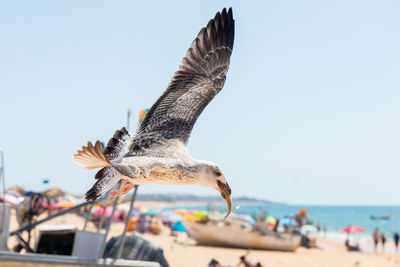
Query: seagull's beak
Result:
<box><xmin>217</xmin><ymin>180</ymin><xmax>232</xmax><ymax>218</ymax></box>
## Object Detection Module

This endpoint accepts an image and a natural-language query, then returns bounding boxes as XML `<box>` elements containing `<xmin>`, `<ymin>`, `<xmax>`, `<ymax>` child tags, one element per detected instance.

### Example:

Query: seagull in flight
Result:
<box><xmin>74</xmin><ymin>8</ymin><xmax>235</xmax><ymax>216</ymax></box>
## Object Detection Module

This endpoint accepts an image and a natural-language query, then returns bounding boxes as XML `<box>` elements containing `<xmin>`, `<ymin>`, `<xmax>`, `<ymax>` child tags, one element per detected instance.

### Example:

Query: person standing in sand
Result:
<box><xmin>373</xmin><ymin>228</ymin><xmax>379</xmax><ymax>252</ymax></box>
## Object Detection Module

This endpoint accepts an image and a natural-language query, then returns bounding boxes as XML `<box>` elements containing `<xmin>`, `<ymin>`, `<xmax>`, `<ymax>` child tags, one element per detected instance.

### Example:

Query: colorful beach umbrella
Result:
<box><xmin>342</xmin><ymin>225</ymin><xmax>364</xmax><ymax>234</ymax></box>
<box><xmin>52</xmin><ymin>200</ymin><xmax>76</xmax><ymax>208</ymax></box>
<box><xmin>138</xmin><ymin>109</ymin><xmax>149</xmax><ymax>124</ymax></box>
<box><xmin>172</xmin><ymin>221</ymin><xmax>186</xmax><ymax>232</ymax></box>
<box><xmin>194</xmin><ymin>210</ymin><xmax>208</xmax><ymax>218</ymax></box>
<box><xmin>281</xmin><ymin>217</ymin><xmax>296</xmax><ymax>227</ymax></box>
<box><xmin>0</xmin><ymin>193</ymin><xmax>21</xmax><ymax>207</ymax></box>
<box><xmin>265</xmin><ymin>216</ymin><xmax>277</xmax><ymax>225</ymax></box>
<box><xmin>161</xmin><ymin>212</ymin><xmax>182</xmax><ymax>223</ymax></box>
<box><xmin>141</xmin><ymin>210</ymin><xmax>160</xmax><ymax>216</ymax></box>
<box><xmin>92</xmin><ymin>206</ymin><xmax>121</xmax><ymax>218</ymax></box>
<box><xmin>300</xmin><ymin>225</ymin><xmax>318</xmax><ymax>235</ymax></box>
<box><xmin>172</xmin><ymin>209</ymin><xmax>189</xmax><ymax>216</ymax></box>
<box><xmin>183</xmin><ymin>214</ymin><xmax>198</xmax><ymax>221</ymax></box>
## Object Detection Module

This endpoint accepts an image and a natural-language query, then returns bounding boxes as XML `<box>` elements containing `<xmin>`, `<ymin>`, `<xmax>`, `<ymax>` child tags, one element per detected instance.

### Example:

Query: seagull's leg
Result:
<box><xmin>109</xmin><ymin>179</ymin><xmax>128</xmax><ymax>200</ymax></box>
<box><xmin>121</xmin><ymin>180</ymin><xmax>134</xmax><ymax>194</ymax></box>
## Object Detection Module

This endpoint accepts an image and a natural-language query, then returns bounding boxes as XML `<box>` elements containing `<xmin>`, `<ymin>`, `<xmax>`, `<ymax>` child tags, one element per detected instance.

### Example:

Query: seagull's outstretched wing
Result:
<box><xmin>132</xmin><ymin>8</ymin><xmax>234</xmax><ymax>149</ymax></box>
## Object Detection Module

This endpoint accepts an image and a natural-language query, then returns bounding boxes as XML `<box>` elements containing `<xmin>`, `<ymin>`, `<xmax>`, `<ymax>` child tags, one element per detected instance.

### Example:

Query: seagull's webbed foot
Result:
<box><xmin>108</xmin><ymin>179</ymin><xmax>131</xmax><ymax>200</ymax></box>
<box><xmin>122</xmin><ymin>181</ymin><xmax>134</xmax><ymax>194</ymax></box>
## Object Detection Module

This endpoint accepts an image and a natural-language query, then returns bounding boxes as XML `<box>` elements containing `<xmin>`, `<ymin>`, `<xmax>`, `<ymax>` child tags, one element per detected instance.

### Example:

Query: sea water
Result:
<box><xmin>166</xmin><ymin>204</ymin><xmax>400</xmax><ymax>235</ymax></box>
<box><xmin>165</xmin><ymin>204</ymin><xmax>400</xmax><ymax>252</ymax></box>
<box><xmin>238</xmin><ymin>205</ymin><xmax>400</xmax><ymax>235</ymax></box>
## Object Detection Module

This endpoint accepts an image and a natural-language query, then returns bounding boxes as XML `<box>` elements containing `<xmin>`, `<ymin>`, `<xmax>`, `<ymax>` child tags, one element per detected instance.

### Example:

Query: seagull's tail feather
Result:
<box><xmin>103</xmin><ymin>127</ymin><xmax>132</xmax><ymax>161</ymax></box>
<box><xmin>85</xmin><ymin>167</ymin><xmax>120</xmax><ymax>201</ymax></box>
<box><xmin>73</xmin><ymin>141</ymin><xmax>111</xmax><ymax>169</ymax></box>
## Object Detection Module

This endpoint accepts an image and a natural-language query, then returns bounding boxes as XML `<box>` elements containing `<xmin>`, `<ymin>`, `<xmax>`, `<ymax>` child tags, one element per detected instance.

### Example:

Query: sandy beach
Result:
<box><xmin>1</xmin><ymin>2</ymin><xmax>399</xmax><ymax>267</ymax></box>
<box><xmin>7</xmin><ymin>206</ymin><xmax>400</xmax><ymax>267</ymax></box>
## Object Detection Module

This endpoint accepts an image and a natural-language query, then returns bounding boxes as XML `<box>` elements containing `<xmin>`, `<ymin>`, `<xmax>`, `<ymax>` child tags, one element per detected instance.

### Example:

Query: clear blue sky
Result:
<box><xmin>0</xmin><ymin>1</ymin><xmax>399</xmax><ymax>205</ymax></box>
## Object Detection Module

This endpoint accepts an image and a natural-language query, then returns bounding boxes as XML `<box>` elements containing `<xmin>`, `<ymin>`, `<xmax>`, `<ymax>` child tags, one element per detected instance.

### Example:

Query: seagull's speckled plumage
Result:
<box><xmin>74</xmin><ymin>8</ymin><xmax>235</xmax><ymax>216</ymax></box>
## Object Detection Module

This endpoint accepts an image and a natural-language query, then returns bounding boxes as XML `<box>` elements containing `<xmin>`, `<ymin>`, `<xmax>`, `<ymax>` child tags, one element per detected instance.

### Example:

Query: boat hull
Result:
<box><xmin>184</xmin><ymin>221</ymin><xmax>301</xmax><ymax>251</ymax></box>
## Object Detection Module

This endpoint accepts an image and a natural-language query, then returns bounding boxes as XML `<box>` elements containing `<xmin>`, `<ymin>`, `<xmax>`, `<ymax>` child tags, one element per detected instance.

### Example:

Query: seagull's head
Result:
<box><xmin>197</xmin><ymin>162</ymin><xmax>232</xmax><ymax>218</ymax></box>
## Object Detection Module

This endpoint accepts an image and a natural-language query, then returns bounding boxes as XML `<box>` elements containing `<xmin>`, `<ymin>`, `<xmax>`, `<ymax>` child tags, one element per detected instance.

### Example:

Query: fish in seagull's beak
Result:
<box><xmin>217</xmin><ymin>180</ymin><xmax>232</xmax><ymax>218</ymax></box>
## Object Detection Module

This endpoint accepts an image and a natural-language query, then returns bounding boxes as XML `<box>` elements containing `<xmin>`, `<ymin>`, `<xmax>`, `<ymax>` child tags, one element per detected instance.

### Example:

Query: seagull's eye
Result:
<box><xmin>215</xmin><ymin>170</ymin><xmax>222</xmax><ymax>177</ymax></box>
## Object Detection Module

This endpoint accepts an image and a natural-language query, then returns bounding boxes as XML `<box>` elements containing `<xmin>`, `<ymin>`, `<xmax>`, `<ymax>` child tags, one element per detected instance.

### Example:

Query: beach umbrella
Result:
<box><xmin>172</xmin><ymin>209</ymin><xmax>189</xmax><ymax>216</ymax></box>
<box><xmin>6</xmin><ymin>185</ymin><xmax>25</xmax><ymax>196</ymax></box>
<box><xmin>131</xmin><ymin>209</ymin><xmax>141</xmax><ymax>217</ymax></box>
<box><xmin>265</xmin><ymin>216</ymin><xmax>277</xmax><ymax>225</ymax></box>
<box><xmin>183</xmin><ymin>214</ymin><xmax>198</xmax><ymax>221</ymax></box>
<box><xmin>138</xmin><ymin>109</ymin><xmax>149</xmax><ymax>124</ymax></box>
<box><xmin>141</xmin><ymin>210</ymin><xmax>160</xmax><ymax>217</ymax></box>
<box><xmin>92</xmin><ymin>206</ymin><xmax>121</xmax><ymax>218</ymax></box>
<box><xmin>172</xmin><ymin>221</ymin><xmax>186</xmax><ymax>232</ymax></box>
<box><xmin>194</xmin><ymin>210</ymin><xmax>208</xmax><ymax>218</ymax></box>
<box><xmin>281</xmin><ymin>217</ymin><xmax>296</xmax><ymax>227</ymax></box>
<box><xmin>300</xmin><ymin>225</ymin><xmax>318</xmax><ymax>235</ymax></box>
<box><xmin>342</xmin><ymin>225</ymin><xmax>364</xmax><ymax>234</ymax></box>
<box><xmin>52</xmin><ymin>200</ymin><xmax>76</xmax><ymax>208</ymax></box>
<box><xmin>161</xmin><ymin>212</ymin><xmax>182</xmax><ymax>223</ymax></box>
<box><xmin>0</xmin><ymin>193</ymin><xmax>20</xmax><ymax>207</ymax></box>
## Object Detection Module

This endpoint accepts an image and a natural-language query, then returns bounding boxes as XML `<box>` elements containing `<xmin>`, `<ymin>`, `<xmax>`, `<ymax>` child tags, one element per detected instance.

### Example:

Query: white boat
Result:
<box><xmin>0</xmin><ymin>150</ymin><xmax>162</xmax><ymax>267</ymax></box>
<box><xmin>0</xmin><ymin>251</ymin><xmax>159</xmax><ymax>267</ymax></box>
<box><xmin>0</xmin><ymin>204</ymin><xmax>160</xmax><ymax>267</ymax></box>
<box><xmin>184</xmin><ymin>220</ymin><xmax>301</xmax><ymax>251</ymax></box>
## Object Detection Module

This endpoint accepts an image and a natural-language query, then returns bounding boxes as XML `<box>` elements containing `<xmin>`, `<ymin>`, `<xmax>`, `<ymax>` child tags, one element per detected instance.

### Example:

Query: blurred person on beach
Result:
<box><xmin>16</xmin><ymin>192</ymin><xmax>47</xmax><ymax>226</ymax></box>
<box><xmin>235</xmin><ymin>255</ymin><xmax>263</xmax><ymax>267</ymax></box>
<box><xmin>381</xmin><ymin>233</ymin><xmax>386</xmax><ymax>251</ymax></box>
<box><xmin>236</xmin><ymin>256</ymin><xmax>251</xmax><ymax>267</ymax></box>
<box><xmin>294</xmin><ymin>208</ymin><xmax>309</xmax><ymax>227</ymax></box>
<box><xmin>373</xmin><ymin>228</ymin><xmax>379</xmax><ymax>251</ymax></box>
<box><xmin>138</xmin><ymin>215</ymin><xmax>149</xmax><ymax>233</ymax></box>
<box><xmin>394</xmin><ymin>232</ymin><xmax>399</xmax><ymax>251</ymax></box>
<box><xmin>301</xmin><ymin>234</ymin><xmax>319</xmax><ymax>249</ymax></box>
<box><xmin>14</xmin><ymin>192</ymin><xmax>48</xmax><ymax>252</ymax></box>
<box><xmin>273</xmin><ymin>218</ymin><xmax>279</xmax><ymax>232</ymax></box>
<box><xmin>345</xmin><ymin>238</ymin><xmax>361</xmax><ymax>252</ymax></box>
<box><xmin>208</xmin><ymin>259</ymin><xmax>223</xmax><ymax>267</ymax></box>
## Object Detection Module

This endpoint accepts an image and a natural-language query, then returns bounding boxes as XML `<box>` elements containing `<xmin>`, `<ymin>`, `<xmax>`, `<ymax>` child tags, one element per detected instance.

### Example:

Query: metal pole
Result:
<box><xmin>97</xmin><ymin>109</ymin><xmax>132</xmax><ymax>260</ymax></box>
<box><xmin>97</xmin><ymin>196</ymin><xmax>118</xmax><ymax>259</ymax></box>
<box><xmin>126</xmin><ymin>108</ymin><xmax>131</xmax><ymax>132</ymax></box>
<box><xmin>0</xmin><ymin>150</ymin><xmax>5</xmax><ymax>205</ymax></box>
<box><xmin>97</xmin><ymin>205</ymin><xmax>106</xmax><ymax>233</ymax></box>
<box><xmin>82</xmin><ymin>204</ymin><xmax>92</xmax><ymax>231</ymax></box>
<box><xmin>114</xmin><ymin>108</ymin><xmax>143</xmax><ymax>260</ymax></box>
<box><xmin>0</xmin><ymin>150</ymin><xmax>5</xmax><ymax>198</ymax></box>
<box><xmin>10</xmin><ymin>201</ymin><xmax>91</xmax><ymax>236</ymax></box>
<box><xmin>0</xmin><ymin>150</ymin><xmax>6</xmax><ymax>235</ymax></box>
<box><xmin>115</xmin><ymin>185</ymin><xmax>139</xmax><ymax>260</ymax></box>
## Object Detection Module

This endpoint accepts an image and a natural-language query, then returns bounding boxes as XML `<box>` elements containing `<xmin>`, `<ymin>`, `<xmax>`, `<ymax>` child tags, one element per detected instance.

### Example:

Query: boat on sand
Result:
<box><xmin>184</xmin><ymin>220</ymin><xmax>301</xmax><ymax>251</ymax></box>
